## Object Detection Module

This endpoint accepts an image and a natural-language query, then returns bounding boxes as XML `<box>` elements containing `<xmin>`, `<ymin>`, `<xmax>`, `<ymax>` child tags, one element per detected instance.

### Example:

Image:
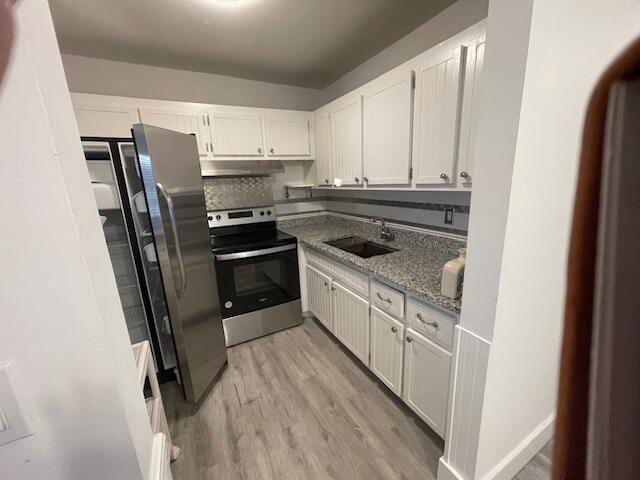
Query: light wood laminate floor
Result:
<box><xmin>163</xmin><ymin>318</ymin><xmax>444</xmax><ymax>480</ymax></box>
<box><xmin>514</xmin><ymin>440</ymin><xmax>553</xmax><ymax>480</ymax></box>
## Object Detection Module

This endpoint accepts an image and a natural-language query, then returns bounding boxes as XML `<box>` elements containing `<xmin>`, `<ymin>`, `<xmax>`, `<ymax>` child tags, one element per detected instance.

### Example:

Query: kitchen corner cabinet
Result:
<box><xmin>73</xmin><ymin>102</ymin><xmax>140</xmax><ymax>138</ymax></box>
<box><xmin>307</xmin><ymin>265</ymin><xmax>333</xmax><ymax>331</ymax></box>
<box><xmin>330</xmin><ymin>93</ymin><xmax>363</xmax><ymax>186</ymax></box>
<box><xmin>314</xmin><ymin>111</ymin><xmax>332</xmax><ymax>186</ymax></box>
<box><xmin>138</xmin><ymin>107</ymin><xmax>211</xmax><ymax>157</ymax></box>
<box><xmin>412</xmin><ymin>45</ymin><xmax>466</xmax><ymax>186</ymax></box>
<box><xmin>403</xmin><ymin>328</ymin><xmax>452</xmax><ymax>437</ymax></box>
<box><xmin>362</xmin><ymin>67</ymin><xmax>413</xmax><ymax>185</ymax></box>
<box><xmin>370</xmin><ymin>306</ymin><xmax>405</xmax><ymax>395</ymax></box>
<box><xmin>209</xmin><ymin>112</ymin><xmax>264</xmax><ymax>157</ymax></box>
<box><xmin>457</xmin><ymin>36</ymin><xmax>486</xmax><ymax>188</ymax></box>
<box><xmin>332</xmin><ymin>282</ymin><xmax>370</xmax><ymax>363</ymax></box>
<box><xmin>264</xmin><ymin>116</ymin><xmax>311</xmax><ymax>157</ymax></box>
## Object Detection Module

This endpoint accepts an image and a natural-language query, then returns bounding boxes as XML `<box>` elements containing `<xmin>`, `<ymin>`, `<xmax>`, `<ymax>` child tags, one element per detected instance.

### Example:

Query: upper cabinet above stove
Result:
<box><xmin>71</xmin><ymin>93</ymin><xmax>315</xmax><ymax>162</ymax></box>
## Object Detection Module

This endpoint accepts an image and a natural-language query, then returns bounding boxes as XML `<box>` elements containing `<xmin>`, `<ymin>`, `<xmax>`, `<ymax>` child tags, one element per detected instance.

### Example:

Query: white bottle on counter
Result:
<box><xmin>441</xmin><ymin>248</ymin><xmax>466</xmax><ymax>299</ymax></box>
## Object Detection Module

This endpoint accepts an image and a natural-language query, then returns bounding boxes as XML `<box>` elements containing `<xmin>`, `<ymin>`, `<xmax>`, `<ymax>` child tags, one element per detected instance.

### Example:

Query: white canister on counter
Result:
<box><xmin>333</xmin><ymin>178</ymin><xmax>343</xmax><ymax>187</ymax></box>
<box><xmin>441</xmin><ymin>248</ymin><xmax>466</xmax><ymax>299</ymax></box>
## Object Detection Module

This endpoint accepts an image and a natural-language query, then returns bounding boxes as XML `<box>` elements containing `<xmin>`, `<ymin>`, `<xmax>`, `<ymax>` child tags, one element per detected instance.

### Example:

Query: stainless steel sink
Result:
<box><xmin>324</xmin><ymin>236</ymin><xmax>398</xmax><ymax>258</ymax></box>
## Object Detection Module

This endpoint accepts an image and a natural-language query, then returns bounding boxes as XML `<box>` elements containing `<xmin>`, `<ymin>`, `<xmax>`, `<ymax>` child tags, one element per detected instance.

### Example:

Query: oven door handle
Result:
<box><xmin>215</xmin><ymin>244</ymin><xmax>296</xmax><ymax>262</ymax></box>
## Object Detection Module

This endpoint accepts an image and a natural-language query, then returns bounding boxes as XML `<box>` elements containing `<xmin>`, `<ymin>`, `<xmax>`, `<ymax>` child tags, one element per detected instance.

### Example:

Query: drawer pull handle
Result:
<box><xmin>427</xmin><ymin>321</ymin><xmax>440</xmax><ymax>329</ymax></box>
<box><xmin>391</xmin><ymin>326</ymin><xmax>397</xmax><ymax>333</ymax></box>
<box><xmin>416</xmin><ymin>313</ymin><xmax>439</xmax><ymax>329</ymax></box>
<box><xmin>376</xmin><ymin>292</ymin><xmax>392</xmax><ymax>304</ymax></box>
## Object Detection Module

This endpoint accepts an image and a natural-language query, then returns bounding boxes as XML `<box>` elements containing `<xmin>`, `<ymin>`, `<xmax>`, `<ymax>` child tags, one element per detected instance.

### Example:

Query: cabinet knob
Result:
<box><xmin>323</xmin><ymin>282</ymin><xmax>328</xmax><ymax>287</ymax></box>
<box><xmin>406</xmin><ymin>336</ymin><xmax>413</xmax><ymax>343</ymax></box>
<box><xmin>391</xmin><ymin>326</ymin><xmax>398</xmax><ymax>333</ymax></box>
<box><xmin>257</xmin><ymin>147</ymin><xmax>263</xmax><ymax>153</ymax></box>
<box><xmin>355</xmin><ymin>177</ymin><xmax>360</xmax><ymax>183</ymax></box>
<box><xmin>325</xmin><ymin>178</ymin><xmax>329</xmax><ymax>184</ymax></box>
<box><xmin>270</xmin><ymin>148</ymin><xmax>275</xmax><ymax>154</ymax></box>
<box><xmin>331</xmin><ymin>286</ymin><xmax>336</xmax><ymax>291</ymax></box>
<box><xmin>460</xmin><ymin>171</ymin><xmax>469</xmax><ymax>178</ymax></box>
<box><xmin>440</xmin><ymin>173</ymin><xmax>449</xmax><ymax>180</ymax></box>
<box><xmin>363</xmin><ymin>176</ymin><xmax>369</xmax><ymax>183</ymax></box>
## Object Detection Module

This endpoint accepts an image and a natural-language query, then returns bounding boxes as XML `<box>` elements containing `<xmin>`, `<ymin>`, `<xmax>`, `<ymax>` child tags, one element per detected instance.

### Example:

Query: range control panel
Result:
<box><xmin>207</xmin><ymin>206</ymin><xmax>275</xmax><ymax>228</ymax></box>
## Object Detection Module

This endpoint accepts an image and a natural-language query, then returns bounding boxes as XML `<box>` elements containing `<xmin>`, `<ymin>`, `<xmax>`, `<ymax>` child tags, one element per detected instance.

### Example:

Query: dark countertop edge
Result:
<box><xmin>298</xmin><ymin>239</ymin><xmax>461</xmax><ymax>317</ymax></box>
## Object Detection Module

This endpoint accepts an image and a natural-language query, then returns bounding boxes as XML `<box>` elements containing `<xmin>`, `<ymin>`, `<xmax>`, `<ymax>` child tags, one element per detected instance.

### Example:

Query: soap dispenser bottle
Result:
<box><xmin>441</xmin><ymin>248</ymin><xmax>466</xmax><ymax>299</ymax></box>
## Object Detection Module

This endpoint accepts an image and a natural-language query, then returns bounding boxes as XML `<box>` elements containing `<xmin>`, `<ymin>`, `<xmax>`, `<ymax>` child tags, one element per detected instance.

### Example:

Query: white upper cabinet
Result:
<box><xmin>412</xmin><ymin>45</ymin><xmax>466</xmax><ymax>185</ymax></box>
<box><xmin>457</xmin><ymin>36</ymin><xmax>486</xmax><ymax>188</ymax></box>
<box><xmin>314</xmin><ymin>110</ymin><xmax>332</xmax><ymax>186</ymax></box>
<box><xmin>362</xmin><ymin>67</ymin><xmax>413</xmax><ymax>185</ymax></box>
<box><xmin>138</xmin><ymin>107</ymin><xmax>211</xmax><ymax>157</ymax></box>
<box><xmin>73</xmin><ymin>101</ymin><xmax>140</xmax><ymax>138</ymax></box>
<box><xmin>330</xmin><ymin>93</ymin><xmax>363</xmax><ymax>186</ymax></box>
<box><xmin>209</xmin><ymin>112</ymin><xmax>264</xmax><ymax>157</ymax></box>
<box><xmin>264</xmin><ymin>116</ymin><xmax>311</xmax><ymax>157</ymax></box>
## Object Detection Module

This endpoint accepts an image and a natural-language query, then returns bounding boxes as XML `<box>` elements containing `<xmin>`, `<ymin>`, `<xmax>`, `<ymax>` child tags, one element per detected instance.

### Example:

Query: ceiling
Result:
<box><xmin>49</xmin><ymin>0</ymin><xmax>458</xmax><ymax>89</ymax></box>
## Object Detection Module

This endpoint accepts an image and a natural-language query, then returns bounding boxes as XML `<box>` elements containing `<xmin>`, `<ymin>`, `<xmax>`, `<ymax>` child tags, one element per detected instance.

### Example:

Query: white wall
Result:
<box><xmin>473</xmin><ymin>0</ymin><xmax>640</xmax><ymax>478</ymax></box>
<box><xmin>62</xmin><ymin>54</ymin><xmax>324</xmax><ymax>111</ymax></box>
<box><xmin>0</xmin><ymin>1</ymin><xmax>151</xmax><ymax>478</ymax></box>
<box><xmin>321</xmin><ymin>0</ymin><xmax>489</xmax><ymax>104</ymax></box>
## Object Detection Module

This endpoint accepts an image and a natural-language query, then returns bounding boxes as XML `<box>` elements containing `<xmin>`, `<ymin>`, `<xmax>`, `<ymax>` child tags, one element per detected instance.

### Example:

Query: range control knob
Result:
<box><xmin>260</xmin><ymin>211</ymin><xmax>265</xmax><ymax>216</ymax></box>
<box><xmin>207</xmin><ymin>215</ymin><xmax>213</xmax><ymax>221</ymax></box>
<box><xmin>215</xmin><ymin>215</ymin><xmax>221</xmax><ymax>221</ymax></box>
<box><xmin>266</xmin><ymin>210</ymin><xmax>272</xmax><ymax>216</ymax></box>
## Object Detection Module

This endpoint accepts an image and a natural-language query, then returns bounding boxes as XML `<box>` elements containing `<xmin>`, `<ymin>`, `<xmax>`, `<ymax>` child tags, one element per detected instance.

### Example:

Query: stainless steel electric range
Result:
<box><xmin>208</xmin><ymin>206</ymin><xmax>302</xmax><ymax>347</ymax></box>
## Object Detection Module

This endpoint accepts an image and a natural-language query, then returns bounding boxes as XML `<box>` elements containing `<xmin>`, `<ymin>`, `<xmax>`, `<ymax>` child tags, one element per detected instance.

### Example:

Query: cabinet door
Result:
<box><xmin>314</xmin><ymin>111</ymin><xmax>332</xmax><ymax>186</ymax></box>
<box><xmin>332</xmin><ymin>282</ymin><xmax>369</xmax><ymax>363</ymax></box>
<box><xmin>457</xmin><ymin>37</ymin><xmax>486</xmax><ymax>188</ymax></box>
<box><xmin>210</xmin><ymin>113</ymin><xmax>264</xmax><ymax>157</ymax></box>
<box><xmin>363</xmin><ymin>68</ymin><xmax>412</xmax><ymax>185</ymax></box>
<box><xmin>412</xmin><ymin>46</ymin><xmax>465</xmax><ymax>185</ymax></box>
<box><xmin>307</xmin><ymin>265</ymin><xmax>333</xmax><ymax>332</ymax></box>
<box><xmin>370</xmin><ymin>307</ymin><xmax>405</xmax><ymax>395</ymax></box>
<box><xmin>73</xmin><ymin>104</ymin><xmax>140</xmax><ymax>138</ymax></box>
<box><xmin>138</xmin><ymin>108</ymin><xmax>210</xmax><ymax>157</ymax></box>
<box><xmin>331</xmin><ymin>95</ymin><xmax>363</xmax><ymax>186</ymax></box>
<box><xmin>264</xmin><ymin>118</ymin><xmax>311</xmax><ymax>156</ymax></box>
<box><xmin>402</xmin><ymin>329</ymin><xmax>452</xmax><ymax>437</ymax></box>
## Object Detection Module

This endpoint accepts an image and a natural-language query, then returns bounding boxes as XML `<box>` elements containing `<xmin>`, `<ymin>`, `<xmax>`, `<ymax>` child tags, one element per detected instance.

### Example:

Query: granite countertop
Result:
<box><xmin>279</xmin><ymin>218</ymin><xmax>464</xmax><ymax>315</ymax></box>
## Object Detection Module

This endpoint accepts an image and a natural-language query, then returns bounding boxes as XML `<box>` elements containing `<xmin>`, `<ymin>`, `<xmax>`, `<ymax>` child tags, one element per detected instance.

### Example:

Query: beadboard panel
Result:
<box><xmin>332</xmin><ymin>282</ymin><xmax>370</xmax><ymax>363</ymax></box>
<box><xmin>440</xmin><ymin>326</ymin><xmax>491</xmax><ymax>479</ymax></box>
<box><xmin>331</xmin><ymin>95</ymin><xmax>363</xmax><ymax>185</ymax></box>
<box><xmin>370</xmin><ymin>307</ymin><xmax>405</xmax><ymax>395</ymax></box>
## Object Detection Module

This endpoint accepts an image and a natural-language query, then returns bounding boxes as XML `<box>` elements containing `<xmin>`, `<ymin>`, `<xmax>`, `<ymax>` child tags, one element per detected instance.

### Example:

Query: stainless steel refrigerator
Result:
<box><xmin>133</xmin><ymin>124</ymin><xmax>228</xmax><ymax>403</ymax></box>
<box><xmin>84</xmin><ymin>126</ymin><xmax>227</xmax><ymax>404</ymax></box>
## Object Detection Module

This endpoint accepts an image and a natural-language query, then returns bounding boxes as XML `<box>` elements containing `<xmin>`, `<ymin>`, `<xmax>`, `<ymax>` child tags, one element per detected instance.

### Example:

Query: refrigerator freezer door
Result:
<box><xmin>133</xmin><ymin>124</ymin><xmax>227</xmax><ymax>403</ymax></box>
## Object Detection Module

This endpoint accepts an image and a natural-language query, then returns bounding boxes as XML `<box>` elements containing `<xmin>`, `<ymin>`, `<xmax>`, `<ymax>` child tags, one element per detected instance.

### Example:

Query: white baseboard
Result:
<box><xmin>438</xmin><ymin>458</ymin><xmax>465</xmax><ymax>480</ymax></box>
<box><xmin>479</xmin><ymin>414</ymin><xmax>555</xmax><ymax>480</ymax></box>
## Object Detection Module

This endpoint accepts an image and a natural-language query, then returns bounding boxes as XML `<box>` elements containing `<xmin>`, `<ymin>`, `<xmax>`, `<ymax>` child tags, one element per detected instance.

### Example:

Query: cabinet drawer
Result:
<box><xmin>371</xmin><ymin>280</ymin><xmax>405</xmax><ymax>319</ymax></box>
<box><xmin>306</xmin><ymin>249</ymin><xmax>369</xmax><ymax>298</ymax></box>
<box><xmin>406</xmin><ymin>298</ymin><xmax>455</xmax><ymax>350</ymax></box>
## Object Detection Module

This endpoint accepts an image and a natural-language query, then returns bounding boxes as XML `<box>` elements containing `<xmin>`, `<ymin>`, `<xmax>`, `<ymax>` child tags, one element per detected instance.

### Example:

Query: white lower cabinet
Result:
<box><xmin>402</xmin><ymin>328</ymin><xmax>452</xmax><ymax>437</ymax></box>
<box><xmin>305</xmin><ymin>249</ymin><xmax>454</xmax><ymax>439</ymax></box>
<box><xmin>332</xmin><ymin>282</ymin><xmax>370</xmax><ymax>364</ymax></box>
<box><xmin>307</xmin><ymin>265</ymin><xmax>333</xmax><ymax>332</ymax></box>
<box><xmin>370</xmin><ymin>306</ymin><xmax>405</xmax><ymax>395</ymax></box>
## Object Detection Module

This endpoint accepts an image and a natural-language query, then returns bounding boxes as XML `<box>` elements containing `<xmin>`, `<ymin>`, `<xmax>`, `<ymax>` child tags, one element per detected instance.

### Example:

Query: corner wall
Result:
<box><xmin>0</xmin><ymin>1</ymin><xmax>152</xmax><ymax>478</ymax></box>
<box><xmin>473</xmin><ymin>0</ymin><xmax>640</xmax><ymax>478</ymax></box>
<box><xmin>61</xmin><ymin>54</ymin><xmax>324</xmax><ymax>111</ymax></box>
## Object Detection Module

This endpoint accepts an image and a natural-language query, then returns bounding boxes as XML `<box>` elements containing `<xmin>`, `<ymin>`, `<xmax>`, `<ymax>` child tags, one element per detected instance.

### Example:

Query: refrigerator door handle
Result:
<box><xmin>156</xmin><ymin>182</ymin><xmax>187</xmax><ymax>298</ymax></box>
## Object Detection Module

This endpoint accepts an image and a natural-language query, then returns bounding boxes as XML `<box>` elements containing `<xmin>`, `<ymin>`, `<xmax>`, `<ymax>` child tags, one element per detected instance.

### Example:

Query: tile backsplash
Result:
<box><xmin>203</xmin><ymin>176</ymin><xmax>274</xmax><ymax>211</ymax></box>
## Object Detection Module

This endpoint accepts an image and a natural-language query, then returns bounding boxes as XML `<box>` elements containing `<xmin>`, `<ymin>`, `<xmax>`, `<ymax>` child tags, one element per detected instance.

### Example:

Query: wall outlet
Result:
<box><xmin>444</xmin><ymin>209</ymin><xmax>454</xmax><ymax>225</ymax></box>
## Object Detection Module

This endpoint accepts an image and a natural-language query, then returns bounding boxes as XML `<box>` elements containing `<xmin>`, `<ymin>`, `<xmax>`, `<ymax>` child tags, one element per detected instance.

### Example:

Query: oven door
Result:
<box><xmin>214</xmin><ymin>243</ymin><xmax>301</xmax><ymax>318</ymax></box>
